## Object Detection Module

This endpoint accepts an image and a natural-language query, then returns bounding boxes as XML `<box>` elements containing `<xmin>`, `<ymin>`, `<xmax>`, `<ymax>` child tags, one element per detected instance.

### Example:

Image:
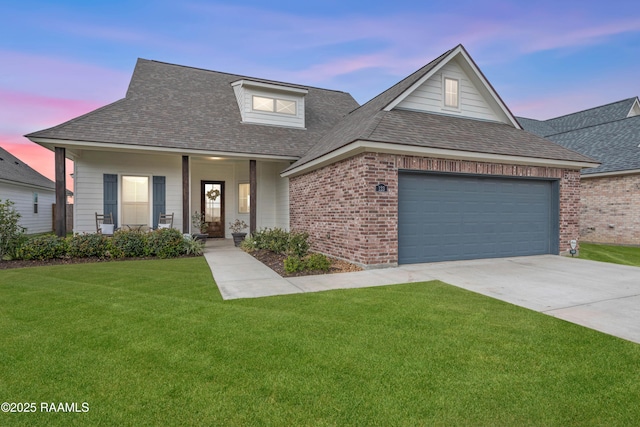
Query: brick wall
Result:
<box><xmin>580</xmin><ymin>174</ymin><xmax>640</xmax><ymax>245</ymax></box>
<box><xmin>290</xmin><ymin>152</ymin><xmax>582</xmax><ymax>267</ymax></box>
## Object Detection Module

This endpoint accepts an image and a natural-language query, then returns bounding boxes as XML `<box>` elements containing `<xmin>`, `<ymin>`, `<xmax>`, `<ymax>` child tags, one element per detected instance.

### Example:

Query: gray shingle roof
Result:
<box><xmin>27</xmin><ymin>59</ymin><xmax>359</xmax><ymax>158</ymax></box>
<box><xmin>518</xmin><ymin>98</ymin><xmax>640</xmax><ymax>174</ymax></box>
<box><xmin>0</xmin><ymin>146</ymin><xmax>55</xmax><ymax>190</ymax></box>
<box><xmin>286</xmin><ymin>46</ymin><xmax>594</xmax><ymax>172</ymax></box>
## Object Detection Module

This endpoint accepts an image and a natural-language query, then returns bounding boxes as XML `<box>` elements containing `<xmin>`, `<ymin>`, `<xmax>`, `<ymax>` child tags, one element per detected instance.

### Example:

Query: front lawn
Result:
<box><xmin>579</xmin><ymin>242</ymin><xmax>640</xmax><ymax>267</ymax></box>
<box><xmin>2</xmin><ymin>258</ymin><xmax>640</xmax><ymax>425</ymax></box>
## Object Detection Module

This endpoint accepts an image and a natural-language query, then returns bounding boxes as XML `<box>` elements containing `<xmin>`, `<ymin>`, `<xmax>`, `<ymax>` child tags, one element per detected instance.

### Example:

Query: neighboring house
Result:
<box><xmin>27</xmin><ymin>45</ymin><xmax>596</xmax><ymax>267</ymax></box>
<box><xmin>0</xmin><ymin>146</ymin><xmax>55</xmax><ymax>234</ymax></box>
<box><xmin>518</xmin><ymin>98</ymin><xmax>640</xmax><ymax>245</ymax></box>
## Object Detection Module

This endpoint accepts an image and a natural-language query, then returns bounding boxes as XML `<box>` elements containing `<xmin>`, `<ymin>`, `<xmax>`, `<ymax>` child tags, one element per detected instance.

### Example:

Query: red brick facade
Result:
<box><xmin>290</xmin><ymin>152</ymin><xmax>582</xmax><ymax>267</ymax></box>
<box><xmin>580</xmin><ymin>174</ymin><xmax>640</xmax><ymax>245</ymax></box>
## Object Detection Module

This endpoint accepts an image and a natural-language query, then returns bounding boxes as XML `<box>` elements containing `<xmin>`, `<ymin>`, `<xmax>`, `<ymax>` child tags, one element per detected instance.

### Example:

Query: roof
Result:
<box><xmin>518</xmin><ymin>98</ymin><xmax>640</xmax><ymax>175</ymax></box>
<box><xmin>285</xmin><ymin>45</ymin><xmax>594</xmax><ymax>173</ymax></box>
<box><xmin>0</xmin><ymin>146</ymin><xmax>55</xmax><ymax>190</ymax></box>
<box><xmin>27</xmin><ymin>59</ymin><xmax>359</xmax><ymax>158</ymax></box>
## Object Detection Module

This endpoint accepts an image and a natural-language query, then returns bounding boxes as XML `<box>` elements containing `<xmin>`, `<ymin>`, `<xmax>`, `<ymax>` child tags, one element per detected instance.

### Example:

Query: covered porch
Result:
<box><xmin>49</xmin><ymin>146</ymin><xmax>292</xmax><ymax>237</ymax></box>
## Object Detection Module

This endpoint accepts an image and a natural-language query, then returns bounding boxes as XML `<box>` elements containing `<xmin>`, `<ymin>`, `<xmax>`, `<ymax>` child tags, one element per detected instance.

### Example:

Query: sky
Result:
<box><xmin>1</xmin><ymin>0</ymin><xmax>639</xmax><ymax>185</ymax></box>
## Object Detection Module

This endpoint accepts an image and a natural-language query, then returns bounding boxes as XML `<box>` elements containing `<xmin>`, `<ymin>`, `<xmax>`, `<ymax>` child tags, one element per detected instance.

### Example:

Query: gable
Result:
<box><xmin>629</xmin><ymin>98</ymin><xmax>640</xmax><ymax>117</ymax></box>
<box><xmin>395</xmin><ymin>58</ymin><xmax>507</xmax><ymax>123</ymax></box>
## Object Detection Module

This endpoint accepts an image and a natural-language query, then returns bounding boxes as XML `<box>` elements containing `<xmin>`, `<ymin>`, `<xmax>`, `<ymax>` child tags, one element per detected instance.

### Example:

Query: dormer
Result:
<box><xmin>231</xmin><ymin>79</ymin><xmax>308</xmax><ymax>128</ymax></box>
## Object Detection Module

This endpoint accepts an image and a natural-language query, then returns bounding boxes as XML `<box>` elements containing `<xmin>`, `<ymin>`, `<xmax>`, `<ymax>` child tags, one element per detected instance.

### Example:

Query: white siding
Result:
<box><xmin>74</xmin><ymin>151</ymin><xmax>182</xmax><ymax>233</ymax></box>
<box><xmin>275</xmin><ymin>174</ymin><xmax>289</xmax><ymax>230</ymax></box>
<box><xmin>0</xmin><ymin>181</ymin><xmax>55</xmax><ymax>234</ymax></box>
<box><xmin>396</xmin><ymin>60</ymin><xmax>503</xmax><ymax>123</ymax></box>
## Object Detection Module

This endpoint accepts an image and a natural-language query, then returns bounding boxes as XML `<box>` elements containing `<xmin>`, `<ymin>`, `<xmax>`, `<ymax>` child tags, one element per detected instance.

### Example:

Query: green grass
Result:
<box><xmin>579</xmin><ymin>242</ymin><xmax>640</xmax><ymax>267</ymax></box>
<box><xmin>2</xmin><ymin>258</ymin><xmax>640</xmax><ymax>426</ymax></box>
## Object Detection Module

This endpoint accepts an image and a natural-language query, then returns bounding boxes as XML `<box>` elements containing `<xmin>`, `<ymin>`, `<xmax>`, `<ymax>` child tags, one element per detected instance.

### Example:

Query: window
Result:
<box><xmin>33</xmin><ymin>192</ymin><xmax>38</xmax><ymax>214</ymax></box>
<box><xmin>238</xmin><ymin>183</ymin><xmax>250</xmax><ymax>213</ymax></box>
<box><xmin>444</xmin><ymin>77</ymin><xmax>459</xmax><ymax>109</ymax></box>
<box><xmin>122</xmin><ymin>176</ymin><xmax>149</xmax><ymax>225</ymax></box>
<box><xmin>252</xmin><ymin>95</ymin><xmax>296</xmax><ymax>115</ymax></box>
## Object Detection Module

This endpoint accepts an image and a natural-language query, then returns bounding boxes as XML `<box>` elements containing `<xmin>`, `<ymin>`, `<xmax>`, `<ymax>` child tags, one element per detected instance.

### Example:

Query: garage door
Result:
<box><xmin>398</xmin><ymin>172</ymin><xmax>559</xmax><ymax>264</ymax></box>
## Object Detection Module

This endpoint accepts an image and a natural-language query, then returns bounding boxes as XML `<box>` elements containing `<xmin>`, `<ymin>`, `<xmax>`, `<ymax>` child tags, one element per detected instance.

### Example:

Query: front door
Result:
<box><xmin>201</xmin><ymin>181</ymin><xmax>225</xmax><ymax>238</ymax></box>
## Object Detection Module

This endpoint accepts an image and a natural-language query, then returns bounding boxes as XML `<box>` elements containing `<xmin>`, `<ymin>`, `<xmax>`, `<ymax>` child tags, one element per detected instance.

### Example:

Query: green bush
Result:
<box><xmin>67</xmin><ymin>233</ymin><xmax>109</xmax><ymax>258</ymax></box>
<box><xmin>0</xmin><ymin>199</ymin><xmax>27</xmax><ymax>260</ymax></box>
<box><xmin>284</xmin><ymin>255</ymin><xmax>305</xmax><ymax>274</ymax></box>
<box><xmin>111</xmin><ymin>230</ymin><xmax>149</xmax><ymax>258</ymax></box>
<box><xmin>147</xmin><ymin>228</ymin><xmax>185</xmax><ymax>258</ymax></box>
<box><xmin>287</xmin><ymin>231</ymin><xmax>310</xmax><ymax>258</ymax></box>
<box><xmin>304</xmin><ymin>253</ymin><xmax>331</xmax><ymax>271</ymax></box>
<box><xmin>251</xmin><ymin>228</ymin><xmax>310</xmax><ymax>257</ymax></box>
<box><xmin>18</xmin><ymin>235</ymin><xmax>68</xmax><ymax>260</ymax></box>
<box><xmin>182</xmin><ymin>234</ymin><xmax>205</xmax><ymax>256</ymax></box>
<box><xmin>239</xmin><ymin>237</ymin><xmax>257</xmax><ymax>252</ymax></box>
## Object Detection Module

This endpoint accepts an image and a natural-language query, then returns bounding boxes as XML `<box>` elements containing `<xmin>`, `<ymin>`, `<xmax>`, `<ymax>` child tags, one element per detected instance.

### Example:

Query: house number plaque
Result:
<box><xmin>375</xmin><ymin>183</ymin><xmax>388</xmax><ymax>192</ymax></box>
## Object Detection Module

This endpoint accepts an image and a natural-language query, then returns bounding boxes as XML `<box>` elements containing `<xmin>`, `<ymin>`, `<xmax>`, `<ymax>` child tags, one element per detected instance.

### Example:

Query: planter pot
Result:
<box><xmin>232</xmin><ymin>232</ymin><xmax>247</xmax><ymax>247</ymax></box>
<box><xmin>193</xmin><ymin>233</ymin><xmax>208</xmax><ymax>242</ymax></box>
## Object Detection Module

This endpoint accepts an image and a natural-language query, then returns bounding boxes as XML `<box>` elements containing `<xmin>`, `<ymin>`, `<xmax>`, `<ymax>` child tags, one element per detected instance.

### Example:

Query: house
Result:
<box><xmin>27</xmin><ymin>45</ymin><xmax>597</xmax><ymax>267</ymax></box>
<box><xmin>518</xmin><ymin>98</ymin><xmax>640</xmax><ymax>245</ymax></box>
<box><xmin>0</xmin><ymin>145</ymin><xmax>56</xmax><ymax>234</ymax></box>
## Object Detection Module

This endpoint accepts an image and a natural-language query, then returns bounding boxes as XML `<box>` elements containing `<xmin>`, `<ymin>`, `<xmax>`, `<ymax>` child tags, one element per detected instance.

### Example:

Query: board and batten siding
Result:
<box><xmin>0</xmin><ymin>181</ymin><xmax>55</xmax><ymax>234</ymax></box>
<box><xmin>233</xmin><ymin>85</ymin><xmax>305</xmax><ymax>128</ymax></box>
<box><xmin>396</xmin><ymin>60</ymin><xmax>503</xmax><ymax>123</ymax></box>
<box><xmin>73</xmin><ymin>151</ymin><xmax>182</xmax><ymax>233</ymax></box>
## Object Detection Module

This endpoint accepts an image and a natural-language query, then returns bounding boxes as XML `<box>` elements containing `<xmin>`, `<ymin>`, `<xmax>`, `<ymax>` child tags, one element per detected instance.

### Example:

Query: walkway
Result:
<box><xmin>204</xmin><ymin>240</ymin><xmax>640</xmax><ymax>344</ymax></box>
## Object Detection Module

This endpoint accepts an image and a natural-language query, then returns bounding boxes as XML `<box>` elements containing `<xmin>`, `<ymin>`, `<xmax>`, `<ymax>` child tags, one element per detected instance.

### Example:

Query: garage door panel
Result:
<box><xmin>398</xmin><ymin>173</ymin><xmax>559</xmax><ymax>264</ymax></box>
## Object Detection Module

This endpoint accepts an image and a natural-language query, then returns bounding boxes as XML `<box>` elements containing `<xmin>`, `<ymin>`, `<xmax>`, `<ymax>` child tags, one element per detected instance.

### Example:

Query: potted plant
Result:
<box><xmin>229</xmin><ymin>219</ymin><xmax>249</xmax><ymax>247</ymax></box>
<box><xmin>191</xmin><ymin>211</ymin><xmax>208</xmax><ymax>242</ymax></box>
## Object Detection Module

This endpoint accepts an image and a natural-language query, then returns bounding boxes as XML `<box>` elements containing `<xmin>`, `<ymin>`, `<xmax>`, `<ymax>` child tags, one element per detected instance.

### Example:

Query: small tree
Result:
<box><xmin>0</xmin><ymin>199</ymin><xmax>26</xmax><ymax>260</ymax></box>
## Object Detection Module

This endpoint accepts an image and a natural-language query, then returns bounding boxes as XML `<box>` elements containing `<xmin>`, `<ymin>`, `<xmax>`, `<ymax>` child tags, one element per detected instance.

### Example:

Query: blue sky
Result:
<box><xmin>1</xmin><ymin>0</ymin><xmax>639</xmax><ymax>180</ymax></box>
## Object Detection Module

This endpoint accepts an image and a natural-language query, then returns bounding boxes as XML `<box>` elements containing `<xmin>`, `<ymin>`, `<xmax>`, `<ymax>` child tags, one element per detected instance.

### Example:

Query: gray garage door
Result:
<box><xmin>398</xmin><ymin>172</ymin><xmax>559</xmax><ymax>264</ymax></box>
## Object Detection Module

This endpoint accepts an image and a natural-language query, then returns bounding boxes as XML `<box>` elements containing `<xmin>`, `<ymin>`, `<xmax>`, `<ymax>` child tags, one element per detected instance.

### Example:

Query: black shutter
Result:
<box><xmin>152</xmin><ymin>176</ymin><xmax>166</xmax><ymax>229</ymax></box>
<box><xmin>103</xmin><ymin>174</ymin><xmax>118</xmax><ymax>227</ymax></box>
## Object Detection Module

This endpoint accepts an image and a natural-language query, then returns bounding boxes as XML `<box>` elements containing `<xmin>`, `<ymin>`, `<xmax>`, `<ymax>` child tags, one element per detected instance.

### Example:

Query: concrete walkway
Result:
<box><xmin>204</xmin><ymin>240</ymin><xmax>640</xmax><ymax>344</ymax></box>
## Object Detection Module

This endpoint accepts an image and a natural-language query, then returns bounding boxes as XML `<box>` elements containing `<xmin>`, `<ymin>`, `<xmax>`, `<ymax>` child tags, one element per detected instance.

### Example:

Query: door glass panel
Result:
<box><xmin>203</xmin><ymin>182</ymin><xmax>224</xmax><ymax>237</ymax></box>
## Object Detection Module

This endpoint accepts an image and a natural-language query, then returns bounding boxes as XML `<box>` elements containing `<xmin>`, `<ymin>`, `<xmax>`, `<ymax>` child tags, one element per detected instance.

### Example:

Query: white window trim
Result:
<box><xmin>442</xmin><ymin>75</ymin><xmax>461</xmax><ymax>111</ymax></box>
<box><xmin>251</xmin><ymin>95</ymin><xmax>297</xmax><ymax>116</ymax></box>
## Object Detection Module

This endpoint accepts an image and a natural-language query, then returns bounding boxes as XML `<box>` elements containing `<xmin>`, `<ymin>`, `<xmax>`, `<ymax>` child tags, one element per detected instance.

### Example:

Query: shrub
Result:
<box><xmin>287</xmin><ymin>231</ymin><xmax>310</xmax><ymax>258</ymax></box>
<box><xmin>111</xmin><ymin>230</ymin><xmax>149</xmax><ymax>258</ymax></box>
<box><xmin>251</xmin><ymin>228</ymin><xmax>310</xmax><ymax>257</ymax></box>
<box><xmin>67</xmin><ymin>233</ymin><xmax>109</xmax><ymax>258</ymax></box>
<box><xmin>239</xmin><ymin>237</ymin><xmax>257</xmax><ymax>252</ymax></box>
<box><xmin>304</xmin><ymin>253</ymin><xmax>331</xmax><ymax>272</ymax></box>
<box><xmin>18</xmin><ymin>235</ymin><xmax>68</xmax><ymax>260</ymax></box>
<box><xmin>284</xmin><ymin>255</ymin><xmax>305</xmax><ymax>274</ymax></box>
<box><xmin>0</xmin><ymin>199</ymin><xmax>27</xmax><ymax>260</ymax></box>
<box><xmin>182</xmin><ymin>234</ymin><xmax>205</xmax><ymax>256</ymax></box>
<box><xmin>147</xmin><ymin>228</ymin><xmax>185</xmax><ymax>258</ymax></box>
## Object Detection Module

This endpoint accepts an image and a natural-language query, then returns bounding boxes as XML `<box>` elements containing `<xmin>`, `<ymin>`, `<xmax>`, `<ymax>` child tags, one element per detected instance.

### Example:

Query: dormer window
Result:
<box><xmin>252</xmin><ymin>96</ymin><xmax>296</xmax><ymax>115</ymax></box>
<box><xmin>232</xmin><ymin>79</ymin><xmax>307</xmax><ymax>128</ymax></box>
<box><xmin>444</xmin><ymin>77</ymin><xmax>459</xmax><ymax>109</ymax></box>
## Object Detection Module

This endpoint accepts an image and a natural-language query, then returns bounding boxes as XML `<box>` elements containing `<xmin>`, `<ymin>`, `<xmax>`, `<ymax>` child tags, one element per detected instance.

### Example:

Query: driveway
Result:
<box><xmin>417</xmin><ymin>255</ymin><xmax>640</xmax><ymax>344</ymax></box>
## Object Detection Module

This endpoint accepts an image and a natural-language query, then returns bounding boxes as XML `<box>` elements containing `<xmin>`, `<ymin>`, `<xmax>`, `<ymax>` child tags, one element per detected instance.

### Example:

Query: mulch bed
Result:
<box><xmin>248</xmin><ymin>249</ymin><xmax>362</xmax><ymax>277</ymax></box>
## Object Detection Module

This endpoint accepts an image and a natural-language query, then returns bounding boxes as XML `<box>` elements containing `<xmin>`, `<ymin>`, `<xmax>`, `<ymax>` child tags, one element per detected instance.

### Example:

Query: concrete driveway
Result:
<box><xmin>417</xmin><ymin>255</ymin><xmax>640</xmax><ymax>344</ymax></box>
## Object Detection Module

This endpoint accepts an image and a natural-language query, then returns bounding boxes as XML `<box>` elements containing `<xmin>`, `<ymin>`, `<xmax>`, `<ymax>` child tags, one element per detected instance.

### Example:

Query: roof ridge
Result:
<box><xmin>543</xmin><ymin>115</ymin><xmax>640</xmax><ymax>137</ymax></box>
<box><xmin>545</xmin><ymin>97</ymin><xmax>636</xmax><ymax>122</ymax></box>
<box><xmin>143</xmin><ymin>58</ymin><xmax>353</xmax><ymax>95</ymax></box>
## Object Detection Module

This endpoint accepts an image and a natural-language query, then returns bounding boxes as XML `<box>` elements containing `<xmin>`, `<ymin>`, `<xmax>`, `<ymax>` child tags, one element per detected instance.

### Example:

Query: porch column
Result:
<box><xmin>250</xmin><ymin>159</ymin><xmax>257</xmax><ymax>235</ymax></box>
<box><xmin>54</xmin><ymin>147</ymin><xmax>66</xmax><ymax>237</ymax></box>
<box><xmin>182</xmin><ymin>155</ymin><xmax>190</xmax><ymax>233</ymax></box>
